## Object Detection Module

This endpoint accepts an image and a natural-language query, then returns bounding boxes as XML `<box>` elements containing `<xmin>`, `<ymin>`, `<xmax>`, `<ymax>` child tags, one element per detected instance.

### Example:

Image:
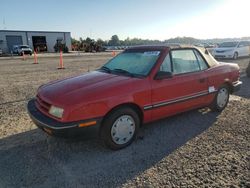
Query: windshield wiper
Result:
<box><xmin>99</xmin><ymin>67</ymin><xmax>144</xmax><ymax>78</ymax></box>
<box><xmin>113</xmin><ymin>69</ymin><xmax>135</xmax><ymax>77</ymax></box>
<box><xmin>99</xmin><ymin>66</ymin><xmax>111</xmax><ymax>73</ymax></box>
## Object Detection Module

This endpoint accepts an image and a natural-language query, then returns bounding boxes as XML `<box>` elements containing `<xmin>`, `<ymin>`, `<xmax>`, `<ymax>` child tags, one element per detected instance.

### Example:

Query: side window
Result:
<box><xmin>171</xmin><ymin>50</ymin><xmax>200</xmax><ymax>74</ymax></box>
<box><xmin>160</xmin><ymin>54</ymin><xmax>171</xmax><ymax>72</ymax></box>
<box><xmin>194</xmin><ymin>50</ymin><xmax>208</xmax><ymax>70</ymax></box>
<box><xmin>238</xmin><ymin>42</ymin><xmax>244</xmax><ymax>47</ymax></box>
<box><xmin>243</xmin><ymin>41</ymin><xmax>250</xmax><ymax>47</ymax></box>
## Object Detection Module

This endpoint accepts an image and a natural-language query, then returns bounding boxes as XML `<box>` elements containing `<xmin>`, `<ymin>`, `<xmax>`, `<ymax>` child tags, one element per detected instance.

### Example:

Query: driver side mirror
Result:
<box><xmin>154</xmin><ymin>71</ymin><xmax>173</xmax><ymax>80</ymax></box>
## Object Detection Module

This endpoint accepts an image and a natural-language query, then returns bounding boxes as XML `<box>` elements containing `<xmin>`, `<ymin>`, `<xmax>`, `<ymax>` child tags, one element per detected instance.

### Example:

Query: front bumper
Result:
<box><xmin>27</xmin><ymin>99</ymin><xmax>102</xmax><ymax>136</ymax></box>
<box><xmin>22</xmin><ymin>50</ymin><xmax>32</xmax><ymax>54</ymax></box>
<box><xmin>213</xmin><ymin>51</ymin><xmax>234</xmax><ymax>59</ymax></box>
<box><xmin>232</xmin><ymin>81</ymin><xmax>242</xmax><ymax>93</ymax></box>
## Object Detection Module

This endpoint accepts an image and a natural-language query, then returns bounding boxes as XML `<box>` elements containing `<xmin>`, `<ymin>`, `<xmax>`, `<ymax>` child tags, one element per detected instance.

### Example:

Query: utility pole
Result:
<box><xmin>3</xmin><ymin>17</ymin><xmax>6</xmax><ymax>30</ymax></box>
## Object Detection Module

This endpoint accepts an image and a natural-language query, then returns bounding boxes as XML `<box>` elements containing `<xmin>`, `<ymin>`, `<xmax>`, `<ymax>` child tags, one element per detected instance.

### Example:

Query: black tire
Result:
<box><xmin>233</xmin><ymin>52</ymin><xmax>238</xmax><ymax>60</ymax></box>
<box><xmin>210</xmin><ymin>85</ymin><xmax>229</xmax><ymax>112</ymax></box>
<box><xmin>100</xmin><ymin>107</ymin><xmax>140</xmax><ymax>150</ymax></box>
<box><xmin>246</xmin><ymin>62</ymin><xmax>250</xmax><ymax>77</ymax></box>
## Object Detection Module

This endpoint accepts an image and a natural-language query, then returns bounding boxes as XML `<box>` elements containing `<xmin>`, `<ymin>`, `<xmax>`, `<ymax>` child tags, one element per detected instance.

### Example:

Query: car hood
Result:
<box><xmin>38</xmin><ymin>71</ymin><xmax>135</xmax><ymax>107</ymax></box>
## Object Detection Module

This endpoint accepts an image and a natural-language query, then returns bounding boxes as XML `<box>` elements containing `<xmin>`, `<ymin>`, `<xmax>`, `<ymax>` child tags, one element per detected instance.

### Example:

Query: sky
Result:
<box><xmin>0</xmin><ymin>0</ymin><xmax>249</xmax><ymax>40</ymax></box>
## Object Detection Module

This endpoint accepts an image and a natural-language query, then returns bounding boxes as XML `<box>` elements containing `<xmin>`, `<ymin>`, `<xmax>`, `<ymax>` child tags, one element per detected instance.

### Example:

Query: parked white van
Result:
<box><xmin>212</xmin><ymin>41</ymin><xmax>250</xmax><ymax>59</ymax></box>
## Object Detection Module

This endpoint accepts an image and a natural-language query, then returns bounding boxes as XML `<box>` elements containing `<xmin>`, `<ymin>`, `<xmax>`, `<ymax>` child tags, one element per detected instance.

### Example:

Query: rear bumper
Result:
<box><xmin>27</xmin><ymin>99</ymin><xmax>102</xmax><ymax>136</ymax></box>
<box><xmin>232</xmin><ymin>81</ymin><xmax>242</xmax><ymax>93</ymax></box>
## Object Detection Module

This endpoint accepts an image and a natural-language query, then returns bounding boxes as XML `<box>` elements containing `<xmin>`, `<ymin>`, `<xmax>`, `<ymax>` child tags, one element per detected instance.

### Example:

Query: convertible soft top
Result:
<box><xmin>193</xmin><ymin>46</ymin><xmax>218</xmax><ymax>67</ymax></box>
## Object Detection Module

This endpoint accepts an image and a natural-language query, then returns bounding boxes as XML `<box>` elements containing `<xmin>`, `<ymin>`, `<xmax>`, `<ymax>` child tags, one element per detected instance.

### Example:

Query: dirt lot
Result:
<box><xmin>0</xmin><ymin>54</ymin><xmax>249</xmax><ymax>187</ymax></box>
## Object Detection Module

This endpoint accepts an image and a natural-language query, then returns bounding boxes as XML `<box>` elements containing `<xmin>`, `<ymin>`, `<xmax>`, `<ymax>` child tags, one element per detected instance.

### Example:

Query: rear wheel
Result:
<box><xmin>210</xmin><ymin>85</ymin><xmax>230</xmax><ymax>112</ymax></box>
<box><xmin>100</xmin><ymin>107</ymin><xmax>140</xmax><ymax>150</ymax></box>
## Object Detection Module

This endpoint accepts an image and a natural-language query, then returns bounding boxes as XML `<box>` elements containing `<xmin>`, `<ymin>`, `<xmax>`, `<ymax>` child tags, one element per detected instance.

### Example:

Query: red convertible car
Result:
<box><xmin>28</xmin><ymin>46</ymin><xmax>242</xmax><ymax>149</ymax></box>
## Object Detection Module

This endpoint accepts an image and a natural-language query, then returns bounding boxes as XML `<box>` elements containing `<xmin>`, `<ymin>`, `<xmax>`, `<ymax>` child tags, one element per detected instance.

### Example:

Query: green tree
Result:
<box><xmin>85</xmin><ymin>37</ymin><xmax>94</xmax><ymax>44</ymax></box>
<box><xmin>71</xmin><ymin>38</ymin><xmax>80</xmax><ymax>51</ymax></box>
<box><xmin>71</xmin><ymin>38</ymin><xmax>79</xmax><ymax>45</ymax></box>
<box><xmin>96</xmin><ymin>38</ymin><xmax>105</xmax><ymax>46</ymax></box>
<box><xmin>109</xmin><ymin>35</ymin><xmax>120</xmax><ymax>46</ymax></box>
<box><xmin>123</xmin><ymin>37</ymin><xmax>131</xmax><ymax>46</ymax></box>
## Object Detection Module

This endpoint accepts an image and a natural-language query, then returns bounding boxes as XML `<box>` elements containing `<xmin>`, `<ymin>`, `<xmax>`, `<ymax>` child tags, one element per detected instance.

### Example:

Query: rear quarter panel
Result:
<box><xmin>206</xmin><ymin>62</ymin><xmax>239</xmax><ymax>92</ymax></box>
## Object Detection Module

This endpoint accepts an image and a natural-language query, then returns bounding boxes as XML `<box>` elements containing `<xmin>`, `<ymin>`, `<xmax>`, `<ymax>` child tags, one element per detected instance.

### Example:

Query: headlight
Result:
<box><xmin>49</xmin><ymin>106</ymin><xmax>64</xmax><ymax>118</ymax></box>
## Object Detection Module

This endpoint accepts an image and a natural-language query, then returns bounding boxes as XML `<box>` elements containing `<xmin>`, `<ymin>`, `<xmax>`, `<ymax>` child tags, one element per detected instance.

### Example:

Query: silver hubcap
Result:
<box><xmin>111</xmin><ymin>115</ymin><xmax>135</xmax><ymax>145</ymax></box>
<box><xmin>234</xmin><ymin>53</ymin><xmax>238</xmax><ymax>59</ymax></box>
<box><xmin>217</xmin><ymin>88</ymin><xmax>229</xmax><ymax>108</ymax></box>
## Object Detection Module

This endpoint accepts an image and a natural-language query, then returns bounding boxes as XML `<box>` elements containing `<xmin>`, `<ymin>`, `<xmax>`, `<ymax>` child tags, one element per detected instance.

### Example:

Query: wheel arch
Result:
<box><xmin>101</xmin><ymin>103</ymin><xmax>144</xmax><ymax>126</ymax></box>
<box><xmin>233</xmin><ymin>51</ymin><xmax>238</xmax><ymax>59</ymax></box>
<box><xmin>223</xmin><ymin>81</ymin><xmax>234</xmax><ymax>94</ymax></box>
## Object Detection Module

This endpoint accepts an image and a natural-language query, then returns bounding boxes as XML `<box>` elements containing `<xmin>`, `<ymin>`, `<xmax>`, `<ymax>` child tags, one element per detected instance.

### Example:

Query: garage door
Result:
<box><xmin>6</xmin><ymin>35</ymin><xmax>23</xmax><ymax>52</ymax></box>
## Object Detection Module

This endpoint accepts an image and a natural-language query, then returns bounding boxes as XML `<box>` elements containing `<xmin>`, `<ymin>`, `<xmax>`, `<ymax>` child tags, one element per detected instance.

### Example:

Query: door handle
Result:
<box><xmin>199</xmin><ymin>78</ymin><xmax>206</xmax><ymax>83</ymax></box>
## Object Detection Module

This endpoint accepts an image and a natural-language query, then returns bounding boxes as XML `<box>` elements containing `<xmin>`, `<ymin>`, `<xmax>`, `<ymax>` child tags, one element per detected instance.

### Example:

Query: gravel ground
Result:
<box><xmin>123</xmin><ymin>96</ymin><xmax>250</xmax><ymax>188</ymax></box>
<box><xmin>0</xmin><ymin>55</ymin><xmax>249</xmax><ymax>188</ymax></box>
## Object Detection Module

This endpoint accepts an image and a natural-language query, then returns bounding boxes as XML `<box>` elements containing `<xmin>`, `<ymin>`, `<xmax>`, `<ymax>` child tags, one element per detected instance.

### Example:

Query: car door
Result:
<box><xmin>242</xmin><ymin>41</ymin><xmax>250</xmax><ymax>56</ymax></box>
<box><xmin>237</xmin><ymin>42</ymin><xmax>248</xmax><ymax>57</ymax></box>
<box><xmin>150</xmin><ymin>49</ymin><xmax>209</xmax><ymax>121</ymax></box>
<box><xmin>248</xmin><ymin>41</ymin><xmax>250</xmax><ymax>56</ymax></box>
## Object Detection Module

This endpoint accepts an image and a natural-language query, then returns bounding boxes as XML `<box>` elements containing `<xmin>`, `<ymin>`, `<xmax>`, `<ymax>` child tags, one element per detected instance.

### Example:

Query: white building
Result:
<box><xmin>0</xmin><ymin>30</ymin><xmax>71</xmax><ymax>53</ymax></box>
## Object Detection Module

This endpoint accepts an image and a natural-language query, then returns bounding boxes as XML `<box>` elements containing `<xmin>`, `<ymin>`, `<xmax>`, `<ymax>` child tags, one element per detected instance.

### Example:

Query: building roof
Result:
<box><xmin>0</xmin><ymin>30</ymin><xmax>70</xmax><ymax>33</ymax></box>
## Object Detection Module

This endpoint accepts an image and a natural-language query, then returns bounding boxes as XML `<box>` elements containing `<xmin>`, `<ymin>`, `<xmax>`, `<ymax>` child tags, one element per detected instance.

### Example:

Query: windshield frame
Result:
<box><xmin>218</xmin><ymin>42</ymin><xmax>238</xmax><ymax>48</ymax></box>
<box><xmin>98</xmin><ymin>49</ymin><xmax>163</xmax><ymax>78</ymax></box>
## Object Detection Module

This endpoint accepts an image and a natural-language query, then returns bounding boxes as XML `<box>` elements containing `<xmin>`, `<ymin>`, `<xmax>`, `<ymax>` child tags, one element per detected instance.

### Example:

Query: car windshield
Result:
<box><xmin>218</xmin><ymin>42</ymin><xmax>238</xmax><ymax>48</ymax></box>
<box><xmin>19</xmin><ymin>45</ymin><xmax>29</xmax><ymax>48</ymax></box>
<box><xmin>100</xmin><ymin>50</ymin><xmax>161</xmax><ymax>77</ymax></box>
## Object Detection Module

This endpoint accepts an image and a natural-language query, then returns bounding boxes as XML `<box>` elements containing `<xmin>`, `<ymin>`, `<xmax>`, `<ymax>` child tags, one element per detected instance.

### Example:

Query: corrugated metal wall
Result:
<box><xmin>0</xmin><ymin>31</ymin><xmax>71</xmax><ymax>53</ymax></box>
<box><xmin>6</xmin><ymin>35</ymin><xmax>23</xmax><ymax>53</ymax></box>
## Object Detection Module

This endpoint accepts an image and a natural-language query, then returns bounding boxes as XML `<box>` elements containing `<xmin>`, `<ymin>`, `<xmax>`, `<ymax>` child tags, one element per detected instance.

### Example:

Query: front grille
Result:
<box><xmin>36</xmin><ymin>95</ymin><xmax>51</xmax><ymax>112</ymax></box>
<box><xmin>23</xmin><ymin>51</ymin><xmax>31</xmax><ymax>54</ymax></box>
<box><xmin>215</xmin><ymin>55</ymin><xmax>226</xmax><ymax>58</ymax></box>
<box><xmin>216</xmin><ymin>50</ymin><xmax>225</xmax><ymax>53</ymax></box>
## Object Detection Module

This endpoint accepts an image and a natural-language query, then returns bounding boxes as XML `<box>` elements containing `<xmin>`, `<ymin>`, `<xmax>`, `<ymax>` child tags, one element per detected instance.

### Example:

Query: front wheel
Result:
<box><xmin>210</xmin><ymin>85</ymin><xmax>230</xmax><ymax>112</ymax></box>
<box><xmin>100</xmin><ymin>107</ymin><xmax>140</xmax><ymax>150</ymax></box>
<box><xmin>246</xmin><ymin>62</ymin><xmax>250</xmax><ymax>77</ymax></box>
<box><xmin>233</xmin><ymin>52</ymin><xmax>238</xmax><ymax>60</ymax></box>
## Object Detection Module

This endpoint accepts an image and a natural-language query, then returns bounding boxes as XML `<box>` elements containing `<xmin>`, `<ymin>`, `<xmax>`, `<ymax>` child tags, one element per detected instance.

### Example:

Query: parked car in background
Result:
<box><xmin>212</xmin><ymin>41</ymin><xmax>250</xmax><ymax>59</ymax></box>
<box><xmin>0</xmin><ymin>48</ymin><xmax>2</xmax><ymax>56</ymax></box>
<box><xmin>13</xmin><ymin>45</ymin><xmax>32</xmax><ymax>55</ymax></box>
<box><xmin>34</xmin><ymin>43</ymin><xmax>47</xmax><ymax>52</ymax></box>
<box><xmin>195</xmin><ymin>43</ymin><xmax>217</xmax><ymax>55</ymax></box>
<box><xmin>27</xmin><ymin>45</ymin><xmax>242</xmax><ymax>150</ymax></box>
<box><xmin>194</xmin><ymin>43</ymin><xmax>217</xmax><ymax>49</ymax></box>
